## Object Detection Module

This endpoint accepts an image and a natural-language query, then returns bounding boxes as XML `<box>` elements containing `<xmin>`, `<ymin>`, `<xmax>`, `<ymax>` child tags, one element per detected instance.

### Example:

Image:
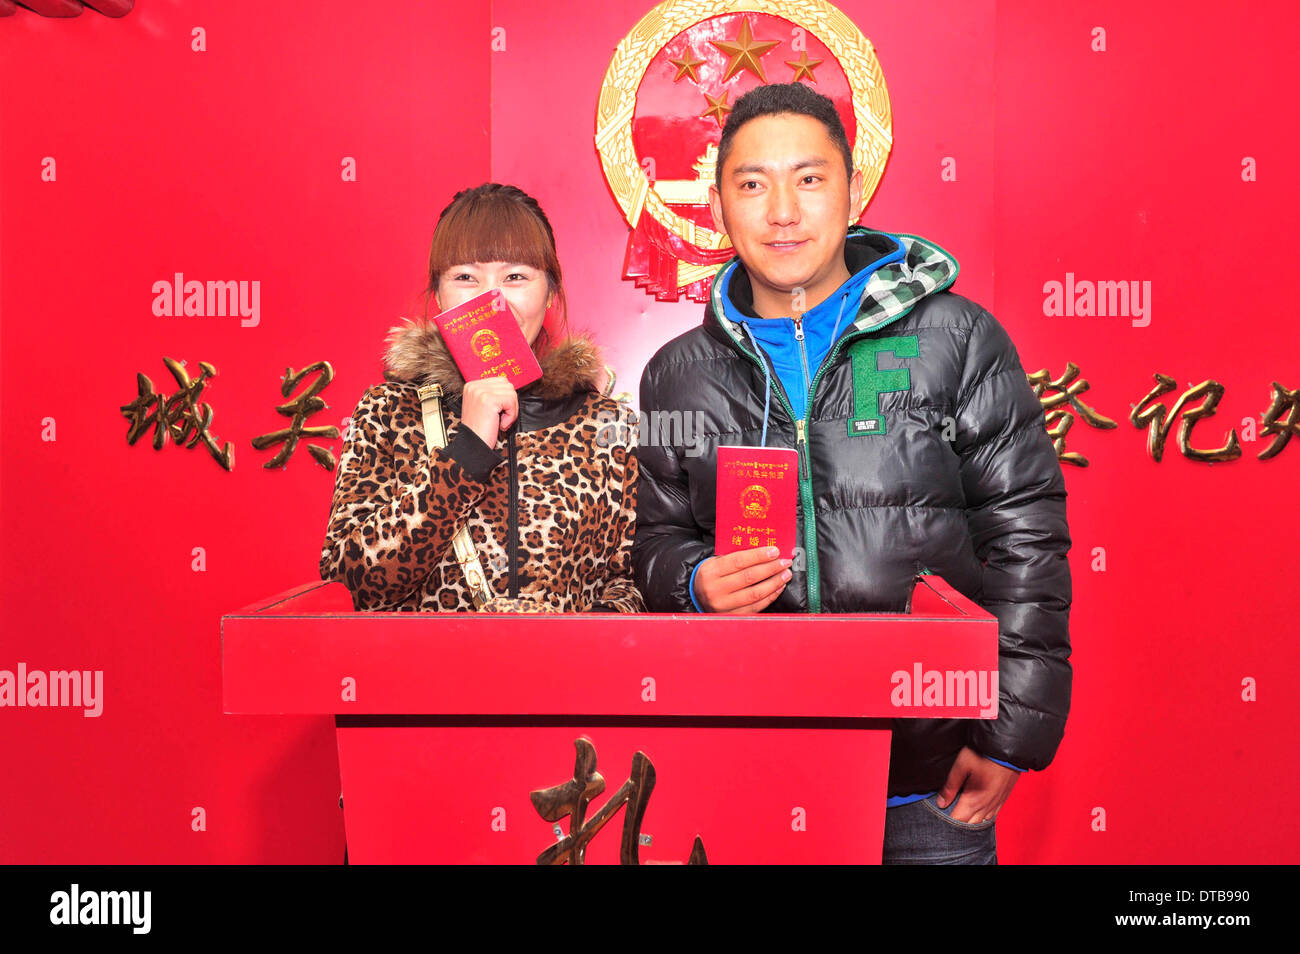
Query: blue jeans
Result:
<box><xmin>882</xmin><ymin>794</ymin><xmax>998</xmax><ymax>865</ymax></box>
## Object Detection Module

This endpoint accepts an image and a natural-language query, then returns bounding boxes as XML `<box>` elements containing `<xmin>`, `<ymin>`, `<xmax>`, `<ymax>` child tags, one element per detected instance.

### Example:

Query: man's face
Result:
<box><xmin>709</xmin><ymin>113</ymin><xmax>863</xmax><ymax>317</ymax></box>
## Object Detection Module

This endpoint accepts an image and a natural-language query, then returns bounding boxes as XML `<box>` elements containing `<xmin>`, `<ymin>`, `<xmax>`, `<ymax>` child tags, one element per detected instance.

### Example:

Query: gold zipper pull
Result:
<box><xmin>795</xmin><ymin>418</ymin><xmax>811</xmax><ymax>478</ymax></box>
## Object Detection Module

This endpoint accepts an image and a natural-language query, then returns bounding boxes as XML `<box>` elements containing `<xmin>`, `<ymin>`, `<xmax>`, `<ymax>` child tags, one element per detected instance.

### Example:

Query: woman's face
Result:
<box><xmin>436</xmin><ymin>261</ymin><xmax>552</xmax><ymax>346</ymax></box>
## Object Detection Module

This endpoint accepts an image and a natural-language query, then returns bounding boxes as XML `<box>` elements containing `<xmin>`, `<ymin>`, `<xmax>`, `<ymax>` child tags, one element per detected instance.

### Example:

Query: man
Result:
<box><xmin>632</xmin><ymin>83</ymin><xmax>1072</xmax><ymax>864</ymax></box>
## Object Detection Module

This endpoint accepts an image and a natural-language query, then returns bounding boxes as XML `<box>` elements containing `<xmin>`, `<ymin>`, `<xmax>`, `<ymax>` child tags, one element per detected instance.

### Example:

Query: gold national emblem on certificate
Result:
<box><xmin>740</xmin><ymin>483</ymin><xmax>773</xmax><ymax>519</ymax></box>
<box><xmin>471</xmin><ymin>328</ymin><xmax>502</xmax><ymax>361</ymax></box>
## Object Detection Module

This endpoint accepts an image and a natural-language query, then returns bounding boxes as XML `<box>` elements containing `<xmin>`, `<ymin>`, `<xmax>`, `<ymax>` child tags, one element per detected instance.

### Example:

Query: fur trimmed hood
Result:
<box><xmin>381</xmin><ymin>317</ymin><xmax>607</xmax><ymax>400</ymax></box>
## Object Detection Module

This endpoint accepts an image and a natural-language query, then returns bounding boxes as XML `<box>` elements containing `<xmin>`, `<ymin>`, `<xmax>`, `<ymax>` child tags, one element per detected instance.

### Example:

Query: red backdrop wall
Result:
<box><xmin>1</xmin><ymin>0</ymin><xmax>1296</xmax><ymax>863</ymax></box>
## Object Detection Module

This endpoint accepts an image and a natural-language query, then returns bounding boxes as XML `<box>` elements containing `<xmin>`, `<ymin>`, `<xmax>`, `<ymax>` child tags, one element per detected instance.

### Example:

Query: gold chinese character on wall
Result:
<box><xmin>120</xmin><ymin>357</ymin><xmax>234</xmax><ymax>471</ymax></box>
<box><xmin>251</xmin><ymin>361</ymin><xmax>341</xmax><ymax>470</ymax></box>
<box><xmin>1027</xmin><ymin>362</ymin><xmax>1118</xmax><ymax>467</ymax></box>
<box><xmin>1130</xmin><ymin>372</ymin><xmax>1241</xmax><ymax>463</ymax></box>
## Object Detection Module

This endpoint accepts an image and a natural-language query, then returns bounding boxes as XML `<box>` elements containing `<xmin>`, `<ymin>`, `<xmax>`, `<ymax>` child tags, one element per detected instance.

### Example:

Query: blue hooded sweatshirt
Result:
<box><xmin>715</xmin><ymin>237</ymin><xmax>904</xmax><ymax>434</ymax></box>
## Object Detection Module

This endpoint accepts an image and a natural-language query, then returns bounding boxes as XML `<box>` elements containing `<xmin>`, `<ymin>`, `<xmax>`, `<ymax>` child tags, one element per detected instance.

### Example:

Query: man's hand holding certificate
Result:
<box><xmin>694</xmin><ymin>446</ymin><xmax>798</xmax><ymax>613</ymax></box>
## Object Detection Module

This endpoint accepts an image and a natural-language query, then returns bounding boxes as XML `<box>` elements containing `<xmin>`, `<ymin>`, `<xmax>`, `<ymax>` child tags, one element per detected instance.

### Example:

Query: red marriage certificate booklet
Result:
<box><xmin>715</xmin><ymin>445</ymin><xmax>799</xmax><ymax>559</ymax></box>
<box><xmin>433</xmin><ymin>288</ymin><xmax>543</xmax><ymax>389</ymax></box>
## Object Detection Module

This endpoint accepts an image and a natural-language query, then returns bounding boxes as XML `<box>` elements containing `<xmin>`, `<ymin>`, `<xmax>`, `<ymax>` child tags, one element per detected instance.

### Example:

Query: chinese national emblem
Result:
<box><xmin>740</xmin><ymin>483</ymin><xmax>772</xmax><ymax>519</ymax></box>
<box><xmin>470</xmin><ymin>328</ymin><xmax>502</xmax><ymax>361</ymax></box>
<box><xmin>596</xmin><ymin>0</ymin><xmax>893</xmax><ymax>302</ymax></box>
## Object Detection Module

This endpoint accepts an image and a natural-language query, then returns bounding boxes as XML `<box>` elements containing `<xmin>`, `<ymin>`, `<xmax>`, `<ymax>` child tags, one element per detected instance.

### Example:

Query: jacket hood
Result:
<box><xmin>701</xmin><ymin>226</ymin><xmax>960</xmax><ymax>446</ymax></box>
<box><xmin>706</xmin><ymin>226</ymin><xmax>960</xmax><ymax>341</ymax></box>
<box><xmin>381</xmin><ymin>317</ymin><xmax>607</xmax><ymax>401</ymax></box>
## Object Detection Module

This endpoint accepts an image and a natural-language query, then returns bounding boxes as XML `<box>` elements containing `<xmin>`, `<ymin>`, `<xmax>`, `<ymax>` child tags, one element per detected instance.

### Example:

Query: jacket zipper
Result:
<box><xmin>719</xmin><ymin>321</ymin><xmax>819</xmax><ymax>611</ymax></box>
<box><xmin>790</xmin><ymin>315</ymin><xmax>820</xmax><ymax>609</ymax></box>
<box><xmin>793</xmin><ymin>315</ymin><xmax>812</xmax><ymax>399</ymax></box>
<box><xmin>507</xmin><ymin>424</ymin><xmax>519</xmax><ymax>598</ymax></box>
<box><xmin>795</xmin><ymin>325</ymin><xmax>885</xmax><ymax>613</ymax></box>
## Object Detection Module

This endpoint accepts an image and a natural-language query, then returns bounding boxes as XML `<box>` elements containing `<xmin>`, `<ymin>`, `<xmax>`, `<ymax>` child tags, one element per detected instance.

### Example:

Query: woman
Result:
<box><xmin>319</xmin><ymin>183</ymin><xmax>644</xmax><ymax>614</ymax></box>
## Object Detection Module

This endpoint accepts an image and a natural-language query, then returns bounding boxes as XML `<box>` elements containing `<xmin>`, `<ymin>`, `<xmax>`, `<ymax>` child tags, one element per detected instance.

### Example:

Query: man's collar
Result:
<box><xmin>722</xmin><ymin>231</ymin><xmax>899</xmax><ymax>320</ymax></box>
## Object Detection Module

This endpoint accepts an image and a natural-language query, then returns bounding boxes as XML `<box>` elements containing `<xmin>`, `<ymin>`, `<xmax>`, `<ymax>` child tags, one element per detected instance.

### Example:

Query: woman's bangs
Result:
<box><xmin>431</xmin><ymin>200</ymin><xmax>551</xmax><ymax>278</ymax></box>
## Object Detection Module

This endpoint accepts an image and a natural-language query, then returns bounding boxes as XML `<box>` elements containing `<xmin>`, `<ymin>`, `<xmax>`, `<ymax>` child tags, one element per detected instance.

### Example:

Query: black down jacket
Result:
<box><xmin>633</xmin><ymin>227</ymin><xmax>1073</xmax><ymax>797</ymax></box>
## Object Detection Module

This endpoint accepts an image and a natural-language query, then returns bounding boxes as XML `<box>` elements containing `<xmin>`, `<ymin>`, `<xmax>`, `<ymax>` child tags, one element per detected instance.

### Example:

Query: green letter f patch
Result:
<box><xmin>847</xmin><ymin>335</ymin><xmax>919</xmax><ymax>436</ymax></box>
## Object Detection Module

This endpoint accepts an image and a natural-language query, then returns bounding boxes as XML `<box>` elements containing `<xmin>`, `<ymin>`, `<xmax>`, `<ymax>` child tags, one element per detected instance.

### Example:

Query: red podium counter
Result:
<box><xmin>222</xmin><ymin>576</ymin><xmax>997</xmax><ymax>864</ymax></box>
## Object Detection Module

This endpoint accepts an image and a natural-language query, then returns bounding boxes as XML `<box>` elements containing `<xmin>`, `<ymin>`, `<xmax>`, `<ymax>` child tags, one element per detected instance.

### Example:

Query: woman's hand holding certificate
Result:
<box><xmin>460</xmin><ymin>376</ymin><xmax>518</xmax><ymax>448</ymax></box>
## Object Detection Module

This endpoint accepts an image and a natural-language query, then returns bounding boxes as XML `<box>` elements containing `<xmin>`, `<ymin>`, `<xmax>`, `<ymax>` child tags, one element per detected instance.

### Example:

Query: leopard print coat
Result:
<box><xmin>319</xmin><ymin>317</ymin><xmax>645</xmax><ymax>614</ymax></box>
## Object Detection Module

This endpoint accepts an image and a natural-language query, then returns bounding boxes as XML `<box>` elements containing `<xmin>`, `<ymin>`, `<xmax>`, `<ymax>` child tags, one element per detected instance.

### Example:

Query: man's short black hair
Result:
<box><xmin>715</xmin><ymin>82</ymin><xmax>854</xmax><ymax>191</ymax></box>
